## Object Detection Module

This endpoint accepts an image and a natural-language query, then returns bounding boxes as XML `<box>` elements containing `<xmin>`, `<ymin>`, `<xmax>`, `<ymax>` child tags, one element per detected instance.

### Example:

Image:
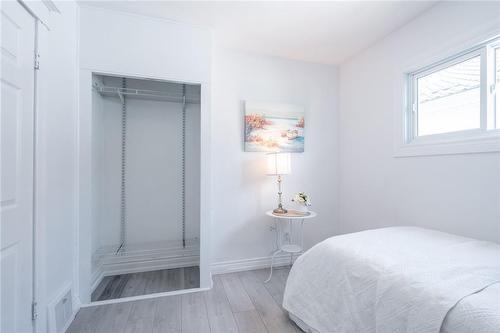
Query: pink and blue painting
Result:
<box><xmin>244</xmin><ymin>102</ymin><xmax>305</xmax><ymax>152</ymax></box>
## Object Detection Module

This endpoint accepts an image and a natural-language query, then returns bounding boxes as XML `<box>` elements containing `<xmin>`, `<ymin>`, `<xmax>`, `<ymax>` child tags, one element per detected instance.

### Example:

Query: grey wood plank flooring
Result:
<box><xmin>181</xmin><ymin>292</ymin><xmax>211</xmax><ymax>333</ymax></box>
<box><xmin>67</xmin><ymin>266</ymin><xmax>297</xmax><ymax>333</ymax></box>
<box><xmin>204</xmin><ymin>275</ymin><xmax>239</xmax><ymax>333</ymax></box>
<box><xmin>123</xmin><ymin>298</ymin><xmax>156</xmax><ymax>333</ymax></box>
<box><xmin>90</xmin><ymin>276</ymin><xmax>112</xmax><ymax>301</ymax></box>
<box><xmin>153</xmin><ymin>295</ymin><xmax>182</xmax><ymax>333</ymax></box>
<box><xmin>220</xmin><ymin>273</ymin><xmax>255</xmax><ymax>312</ymax></box>
<box><xmin>66</xmin><ymin>305</ymin><xmax>103</xmax><ymax>333</ymax></box>
<box><xmin>92</xmin><ymin>301</ymin><xmax>133</xmax><ymax>332</ymax></box>
<box><xmin>234</xmin><ymin>310</ymin><xmax>268</xmax><ymax>333</ymax></box>
<box><xmin>92</xmin><ymin>266</ymin><xmax>200</xmax><ymax>301</ymax></box>
<box><xmin>165</xmin><ymin>267</ymin><xmax>183</xmax><ymax>292</ymax></box>
<box><xmin>238</xmin><ymin>270</ymin><xmax>301</xmax><ymax>333</ymax></box>
<box><xmin>255</xmin><ymin>268</ymin><xmax>290</xmax><ymax>306</ymax></box>
<box><xmin>93</xmin><ymin>274</ymin><xmax>131</xmax><ymax>301</ymax></box>
<box><xmin>120</xmin><ymin>271</ymin><xmax>148</xmax><ymax>298</ymax></box>
<box><xmin>184</xmin><ymin>266</ymin><xmax>201</xmax><ymax>289</ymax></box>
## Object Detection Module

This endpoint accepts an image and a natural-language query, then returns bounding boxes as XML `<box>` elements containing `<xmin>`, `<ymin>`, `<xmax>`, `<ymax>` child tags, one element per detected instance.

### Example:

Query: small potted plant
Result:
<box><xmin>292</xmin><ymin>192</ymin><xmax>311</xmax><ymax>214</ymax></box>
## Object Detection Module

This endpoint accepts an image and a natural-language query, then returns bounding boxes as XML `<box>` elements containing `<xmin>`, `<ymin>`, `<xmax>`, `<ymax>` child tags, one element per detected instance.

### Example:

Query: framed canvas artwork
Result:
<box><xmin>244</xmin><ymin>102</ymin><xmax>305</xmax><ymax>152</ymax></box>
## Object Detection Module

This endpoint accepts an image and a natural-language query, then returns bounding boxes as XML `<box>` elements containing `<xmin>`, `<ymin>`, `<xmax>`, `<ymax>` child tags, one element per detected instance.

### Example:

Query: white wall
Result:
<box><xmin>79</xmin><ymin>5</ymin><xmax>210</xmax><ymax>83</ymax></box>
<box><xmin>211</xmin><ymin>46</ymin><xmax>339</xmax><ymax>265</ymax></box>
<box><xmin>92</xmin><ymin>79</ymin><xmax>200</xmax><ymax>249</ymax></box>
<box><xmin>339</xmin><ymin>1</ymin><xmax>500</xmax><ymax>242</ymax></box>
<box><xmin>37</xmin><ymin>1</ymin><xmax>78</xmax><ymax>331</ymax></box>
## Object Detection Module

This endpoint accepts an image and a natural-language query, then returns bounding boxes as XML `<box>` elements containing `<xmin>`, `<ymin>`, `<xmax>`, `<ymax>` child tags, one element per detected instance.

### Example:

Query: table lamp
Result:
<box><xmin>267</xmin><ymin>152</ymin><xmax>291</xmax><ymax>214</ymax></box>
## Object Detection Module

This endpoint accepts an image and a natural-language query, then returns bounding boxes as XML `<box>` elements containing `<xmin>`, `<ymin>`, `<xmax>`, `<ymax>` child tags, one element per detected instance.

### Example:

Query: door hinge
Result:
<box><xmin>34</xmin><ymin>53</ymin><xmax>40</xmax><ymax>70</ymax></box>
<box><xmin>31</xmin><ymin>301</ymin><xmax>38</xmax><ymax>321</ymax></box>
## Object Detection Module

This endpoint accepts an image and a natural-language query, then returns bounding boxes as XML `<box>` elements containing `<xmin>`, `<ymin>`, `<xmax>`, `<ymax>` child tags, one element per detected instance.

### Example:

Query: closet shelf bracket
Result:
<box><xmin>117</xmin><ymin>90</ymin><xmax>124</xmax><ymax>104</ymax></box>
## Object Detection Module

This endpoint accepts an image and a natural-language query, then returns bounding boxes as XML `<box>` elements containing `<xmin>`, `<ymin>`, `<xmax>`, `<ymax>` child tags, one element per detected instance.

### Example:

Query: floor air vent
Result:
<box><xmin>53</xmin><ymin>288</ymin><xmax>73</xmax><ymax>333</ymax></box>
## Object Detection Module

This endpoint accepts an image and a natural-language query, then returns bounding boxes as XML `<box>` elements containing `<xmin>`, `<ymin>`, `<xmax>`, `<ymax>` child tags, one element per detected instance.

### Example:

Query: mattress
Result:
<box><xmin>289</xmin><ymin>283</ymin><xmax>500</xmax><ymax>333</ymax></box>
<box><xmin>441</xmin><ymin>282</ymin><xmax>500</xmax><ymax>333</ymax></box>
<box><xmin>283</xmin><ymin>227</ymin><xmax>500</xmax><ymax>333</ymax></box>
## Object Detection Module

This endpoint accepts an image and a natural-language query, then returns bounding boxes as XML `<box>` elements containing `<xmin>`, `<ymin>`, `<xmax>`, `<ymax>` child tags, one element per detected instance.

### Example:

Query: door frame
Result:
<box><xmin>76</xmin><ymin>68</ymin><xmax>212</xmax><ymax>305</ymax></box>
<box><xmin>16</xmin><ymin>1</ymin><xmax>59</xmax><ymax>332</ymax></box>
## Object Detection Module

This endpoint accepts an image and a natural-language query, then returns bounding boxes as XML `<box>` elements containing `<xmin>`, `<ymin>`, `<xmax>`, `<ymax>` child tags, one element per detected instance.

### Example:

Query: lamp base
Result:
<box><xmin>273</xmin><ymin>207</ymin><xmax>288</xmax><ymax>214</ymax></box>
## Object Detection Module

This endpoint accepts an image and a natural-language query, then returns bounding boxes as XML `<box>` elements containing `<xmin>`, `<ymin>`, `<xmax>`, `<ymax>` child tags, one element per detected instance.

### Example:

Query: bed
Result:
<box><xmin>283</xmin><ymin>227</ymin><xmax>500</xmax><ymax>333</ymax></box>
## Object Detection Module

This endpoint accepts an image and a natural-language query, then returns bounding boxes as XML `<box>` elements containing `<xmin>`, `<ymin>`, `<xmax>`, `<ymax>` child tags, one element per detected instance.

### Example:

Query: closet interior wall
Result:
<box><xmin>90</xmin><ymin>74</ymin><xmax>201</xmax><ymax>290</ymax></box>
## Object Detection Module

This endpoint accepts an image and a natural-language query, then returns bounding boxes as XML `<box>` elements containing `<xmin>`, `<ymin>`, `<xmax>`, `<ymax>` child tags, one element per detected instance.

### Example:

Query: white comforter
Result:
<box><xmin>283</xmin><ymin>227</ymin><xmax>500</xmax><ymax>333</ymax></box>
<box><xmin>442</xmin><ymin>283</ymin><xmax>500</xmax><ymax>333</ymax></box>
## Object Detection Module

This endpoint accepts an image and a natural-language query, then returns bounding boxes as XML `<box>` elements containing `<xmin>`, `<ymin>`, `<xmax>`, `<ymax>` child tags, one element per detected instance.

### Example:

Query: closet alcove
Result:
<box><xmin>89</xmin><ymin>74</ymin><xmax>201</xmax><ymax>302</ymax></box>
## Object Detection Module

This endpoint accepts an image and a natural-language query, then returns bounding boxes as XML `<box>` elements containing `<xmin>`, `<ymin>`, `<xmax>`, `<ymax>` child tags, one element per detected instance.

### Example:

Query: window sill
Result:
<box><xmin>394</xmin><ymin>134</ymin><xmax>500</xmax><ymax>157</ymax></box>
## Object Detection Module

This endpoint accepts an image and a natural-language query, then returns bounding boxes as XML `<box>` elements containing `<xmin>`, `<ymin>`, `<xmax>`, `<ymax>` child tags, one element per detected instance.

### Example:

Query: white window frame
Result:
<box><xmin>395</xmin><ymin>34</ymin><xmax>500</xmax><ymax>157</ymax></box>
<box><xmin>491</xmin><ymin>40</ymin><xmax>500</xmax><ymax>129</ymax></box>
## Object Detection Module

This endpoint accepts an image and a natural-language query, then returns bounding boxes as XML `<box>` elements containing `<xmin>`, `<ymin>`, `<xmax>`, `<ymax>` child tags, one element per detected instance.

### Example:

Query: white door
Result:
<box><xmin>1</xmin><ymin>1</ymin><xmax>36</xmax><ymax>332</ymax></box>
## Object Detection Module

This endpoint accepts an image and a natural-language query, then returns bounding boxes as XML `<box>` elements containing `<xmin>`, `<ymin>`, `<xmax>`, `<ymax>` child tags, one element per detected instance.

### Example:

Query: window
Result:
<box><xmin>405</xmin><ymin>37</ymin><xmax>500</xmax><ymax>146</ymax></box>
<box><xmin>416</xmin><ymin>55</ymin><xmax>481</xmax><ymax>136</ymax></box>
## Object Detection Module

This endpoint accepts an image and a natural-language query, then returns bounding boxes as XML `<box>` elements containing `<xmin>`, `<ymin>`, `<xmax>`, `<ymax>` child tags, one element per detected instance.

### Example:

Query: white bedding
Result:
<box><xmin>283</xmin><ymin>227</ymin><xmax>500</xmax><ymax>333</ymax></box>
<box><xmin>442</xmin><ymin>282</ymin><xmax>500</xmax><ymax>333</ymax></box>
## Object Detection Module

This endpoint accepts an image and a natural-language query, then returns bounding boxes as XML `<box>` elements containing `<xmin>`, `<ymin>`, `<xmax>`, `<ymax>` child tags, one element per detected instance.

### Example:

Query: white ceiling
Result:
<box><xmin>83</xmin><ymin>1</ymin><xmax>437</xmax><ymax>64</ymax></box>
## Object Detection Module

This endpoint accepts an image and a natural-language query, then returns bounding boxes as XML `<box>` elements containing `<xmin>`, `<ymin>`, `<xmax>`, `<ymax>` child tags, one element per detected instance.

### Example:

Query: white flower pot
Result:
<box><xmin>295</xmin><ymin>204</ymin><xmax>309</xmax><ymax>213</ymax></box>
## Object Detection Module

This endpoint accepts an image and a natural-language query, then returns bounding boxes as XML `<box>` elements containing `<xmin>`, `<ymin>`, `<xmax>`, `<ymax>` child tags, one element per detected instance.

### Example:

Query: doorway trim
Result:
<box><xmin>16</xmin><ymin>1</ymin><xmax>63</xmax><ymax>332</ymax></box>
<box><xmin>76</xmin><ymin>68</ymin><xmax>212</xmax><ymax>305</ymax></box>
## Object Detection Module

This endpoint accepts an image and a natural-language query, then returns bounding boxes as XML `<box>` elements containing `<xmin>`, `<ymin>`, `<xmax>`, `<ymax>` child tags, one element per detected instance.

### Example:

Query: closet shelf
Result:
<box><xmin>93</xmin><ymin>85</ymin><xmax>201</xmax><ymax>104</ymax></box>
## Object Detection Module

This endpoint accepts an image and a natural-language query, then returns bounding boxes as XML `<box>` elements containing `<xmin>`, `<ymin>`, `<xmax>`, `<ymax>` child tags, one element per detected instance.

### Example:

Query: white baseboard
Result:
<box><xmin>104</xmin><ymin>256</ymin><xmax>198</xmax><ymax>275</ymax></box>
<box><xmin>91</xmin><ymin>242</ymin><xmax>200</xmax><ymax>293</ymax></box>
<box><xmin>210</xmin><ymin>253</ymin><xmax>297</xmax><ymax>275</ymax></box>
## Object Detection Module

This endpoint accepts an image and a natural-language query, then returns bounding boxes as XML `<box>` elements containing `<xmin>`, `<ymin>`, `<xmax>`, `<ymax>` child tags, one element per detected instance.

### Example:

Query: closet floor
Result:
<box><xmin>91</xmin><ymin>266</ymin><xmax>200</xmax><ymax>302</ymax></box>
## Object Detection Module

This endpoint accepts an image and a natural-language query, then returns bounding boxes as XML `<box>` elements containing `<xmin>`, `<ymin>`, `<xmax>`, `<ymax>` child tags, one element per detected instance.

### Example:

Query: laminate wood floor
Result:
<box><xmin>68</xmin><ymin>266</ymin><xmax>301</xmax><ymax>333</ymax></box>
<box><xmin>91</xmin><ymin>266</ymin><xmax>200</xmax><ymax>302</ymax></box>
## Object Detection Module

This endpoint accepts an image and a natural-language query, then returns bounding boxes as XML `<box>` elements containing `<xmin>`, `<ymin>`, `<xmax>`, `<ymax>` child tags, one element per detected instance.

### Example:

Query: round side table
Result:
<box><xmin>265</xmin><ymin>210</ymin><xmax>317</xmax><ymax>283</ymax></box>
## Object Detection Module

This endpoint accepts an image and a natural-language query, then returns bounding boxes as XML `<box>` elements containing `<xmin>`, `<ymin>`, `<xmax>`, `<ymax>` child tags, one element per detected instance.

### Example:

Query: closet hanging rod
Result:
<box><xmin>93</xmin><ymin>85</ymin><xmax>200</xmax><ymax>103</ymax></box>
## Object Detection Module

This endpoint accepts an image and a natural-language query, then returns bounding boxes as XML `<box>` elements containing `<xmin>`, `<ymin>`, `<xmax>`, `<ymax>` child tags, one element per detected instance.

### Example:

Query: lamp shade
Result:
<box><xmin>266</xmin><ymin>153</ymin><xmax>291</xmax><ymax>175</ymax></box>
